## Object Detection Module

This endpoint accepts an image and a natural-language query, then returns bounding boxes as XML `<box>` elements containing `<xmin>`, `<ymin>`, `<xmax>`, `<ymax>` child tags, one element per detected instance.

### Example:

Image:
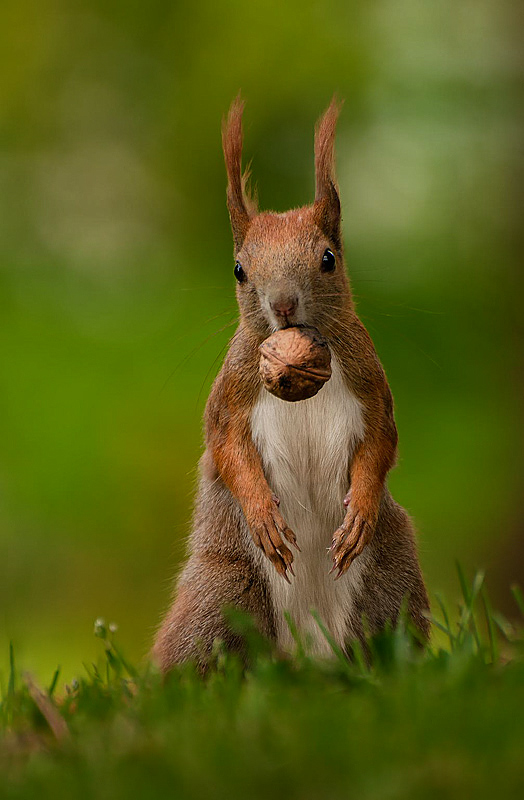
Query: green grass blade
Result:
<box><xmin>457</xmin><ymin>570</ymin><xmax>484</xmax><ymax>652</ymax></box>
<box><xmin>284</xmin><ymin>611</ymin><xmax>306</xmax><ymax>660</ymax></box>
<box><xmin>492</xmin><ymin>612</ymin><xmax>513</xmax><ymax>642</ymax></box>
<box><xmin>8</xmin><ymin>642</ymin><xmax>15</xmax><ymax>699</ymax></box>
<box><xmin>430</xmin><ymin>617</ymin><xmax>454</xmax><ymax>638</ymax></box>
<box><xmin>111</xmin><ymin>643</ymin><xmax>138</xmax><ymax>679</ymax></box>
<box><xmin>456</xmin><ymin>561</ymin><xmax>471</xmax><ymax>606</ymax></box>
<box><xmin>468</xmin><ymin>570</ymin><xmax>485</xmax><ymax>652</ymax></box>
<box><xmin>48</xmin><ymin>667</ymin><xmax>60</xmax><ymax>697</ymax></box>
<box><xmin>435</xmin><ymin>593</ymin><xmax>455</xmax><ymax>651</ymax></box>
<box><xmin>348</xmin><ymin>636</ymin><xmax>369</xmax><ymax>674</ymax></box>
<box><xmin>310</xmin><ymin>610</ymin><xmax>349</xmax><ymax>669</ymax></box>
<box><xmin>480</xmin><ymin>587</ymin><xmax>499</xmax><ymax>664</ymax></box>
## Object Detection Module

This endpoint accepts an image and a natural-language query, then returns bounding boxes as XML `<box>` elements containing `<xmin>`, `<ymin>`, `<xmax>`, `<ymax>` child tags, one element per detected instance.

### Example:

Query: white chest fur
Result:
<box><xmin>250</xmin><ymin>356</ymin><xmax>366</xmax><ymax>656</ymax></box>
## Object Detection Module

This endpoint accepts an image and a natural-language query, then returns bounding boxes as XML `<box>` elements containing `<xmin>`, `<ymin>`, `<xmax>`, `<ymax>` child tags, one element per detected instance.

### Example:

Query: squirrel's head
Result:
<box><xmin>222</xmin><ymin>97</ymin><xmax>352</xmax><ymax>339</ymax></box>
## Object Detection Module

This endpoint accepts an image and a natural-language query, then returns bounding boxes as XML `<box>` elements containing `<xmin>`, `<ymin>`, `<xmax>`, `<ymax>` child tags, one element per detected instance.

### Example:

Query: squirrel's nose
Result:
<box><xmin>270</xmin><ymin>296</ymin><xmax>298</xmax><ymax>320</ymax></box>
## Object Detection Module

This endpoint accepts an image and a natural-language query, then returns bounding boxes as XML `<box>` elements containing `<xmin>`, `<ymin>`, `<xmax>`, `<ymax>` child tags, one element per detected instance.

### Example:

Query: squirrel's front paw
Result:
<box><xmin>246</xmin><ymin>498</ymin><xmax>299</xmax><ymax>582</ymax></box>
<box><xmin>330</xmin><ymin>504</ymin><xmax>376</xmax><ymax>580</ymax></box>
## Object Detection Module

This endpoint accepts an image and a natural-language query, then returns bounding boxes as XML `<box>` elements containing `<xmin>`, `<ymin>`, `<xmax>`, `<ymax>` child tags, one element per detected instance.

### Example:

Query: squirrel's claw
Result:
<box><xmin>248</xmin><ymin>502</ymin><xmax>298</xmax><ymax>581</ymax></box>
<box><xmin>271</xmin><ymin>496</ymin><xmax>300</xmax><ymax>551</ymax></box>
<box><xmin>330</xmin><ymin>508</ymin><xmax>374</xmax><ymax>579</ymax></box>
<box><xmin>283</xmin><ymin>526</ymin><xmax>301</xmax><ymax>552</ymax></box>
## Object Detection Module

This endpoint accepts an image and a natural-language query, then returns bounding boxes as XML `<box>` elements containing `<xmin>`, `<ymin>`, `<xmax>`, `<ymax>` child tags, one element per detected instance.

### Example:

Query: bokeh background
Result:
<box><xmin>1</xmin><ymin>0</ymin><xmax>522</xmax><ymax>682</ymax></box>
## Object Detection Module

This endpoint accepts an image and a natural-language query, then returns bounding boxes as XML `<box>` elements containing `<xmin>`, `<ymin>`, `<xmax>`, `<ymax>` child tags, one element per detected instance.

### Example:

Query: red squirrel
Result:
<box><xmin>153</xmin><ymin>98</ymin><xmax>429</xmax><ymax>670</ymax></box>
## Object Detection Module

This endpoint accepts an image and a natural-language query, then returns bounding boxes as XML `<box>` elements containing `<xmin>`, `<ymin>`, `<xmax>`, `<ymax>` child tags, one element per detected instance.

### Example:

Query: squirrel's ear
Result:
<box><xmin>222</xmin><ymin>96</ymin><xmax>256</xmax><ymax>251</ymax></box>
<box><xmin>313</xmin><ymin>97</ymin><xmax>343</xmax><ymax>250</ymax></box>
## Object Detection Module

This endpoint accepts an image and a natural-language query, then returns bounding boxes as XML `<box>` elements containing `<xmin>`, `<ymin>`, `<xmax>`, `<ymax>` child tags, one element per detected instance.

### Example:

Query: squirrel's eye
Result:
<box><xmin>234</xmin><ymin>261</ymin><xmax>246</xmax><ymax>283</ymax></box>
<box><xmin>321</xmin><ymin>249</ymin><xmax>336</xmax><ymax>273</ymax></box>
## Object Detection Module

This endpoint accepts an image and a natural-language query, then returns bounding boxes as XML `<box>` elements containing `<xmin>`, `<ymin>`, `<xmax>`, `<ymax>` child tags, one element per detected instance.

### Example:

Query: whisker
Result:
<box><xmin>196</xmin><ymin>333</ymin><xmax>237</xmax><ymax>408</ymax></box>
<box><xmin>160</xmin><ymin>318</ymin><xmax>239</xmax><ymax>395</ymax></box>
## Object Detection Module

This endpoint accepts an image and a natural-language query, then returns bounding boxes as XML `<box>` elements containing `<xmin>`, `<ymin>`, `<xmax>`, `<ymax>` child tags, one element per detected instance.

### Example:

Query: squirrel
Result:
<box><xmin>153</xmin><ymin>97</ymin><xmax>430</xmax><ymax>671</ymax></box>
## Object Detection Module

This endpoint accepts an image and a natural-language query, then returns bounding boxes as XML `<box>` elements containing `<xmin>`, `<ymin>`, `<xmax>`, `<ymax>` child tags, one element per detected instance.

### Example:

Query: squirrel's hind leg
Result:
<box><xmin>152</xmin><ymin>553</ymin><xmax>275</xmax><ymax>673</ymax></box>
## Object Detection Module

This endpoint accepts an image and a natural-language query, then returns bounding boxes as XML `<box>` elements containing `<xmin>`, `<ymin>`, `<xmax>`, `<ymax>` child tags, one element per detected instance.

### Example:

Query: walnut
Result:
<box><xmin>259</xmin><ymin>326</ymin><xmax>332</xmax><ymax>402</ymax></box>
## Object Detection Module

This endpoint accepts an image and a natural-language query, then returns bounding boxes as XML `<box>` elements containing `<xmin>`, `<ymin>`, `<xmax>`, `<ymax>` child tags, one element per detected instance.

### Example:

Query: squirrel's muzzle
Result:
<box><xmin>270</xmin><ymin>294</ymin><xmax>299</xmax><ymax>324</ymax></box>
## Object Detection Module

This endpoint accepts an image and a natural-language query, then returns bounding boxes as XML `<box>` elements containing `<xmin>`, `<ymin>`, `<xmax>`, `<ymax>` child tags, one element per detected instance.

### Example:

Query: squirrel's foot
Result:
<box><xmin>247</xmin><ymin>499</ymin><xmax>299</xmax><ymax>582</ymax></box>
<box><xmin>330</xmin><ymin>505</ymin><xmax>375</xmax><ymax>579</ymax></box>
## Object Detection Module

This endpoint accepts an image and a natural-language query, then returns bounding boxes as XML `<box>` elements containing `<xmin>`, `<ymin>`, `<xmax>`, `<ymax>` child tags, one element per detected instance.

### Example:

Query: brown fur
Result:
<box><xmin>153</xmin><ymin>98</ymin><xmax>430</xmax><ymax>671</ymax></box>
<box><xmin>222</xmin><ymin>95</ymin><xmax>257</xmax><ymax>250</ymax></box>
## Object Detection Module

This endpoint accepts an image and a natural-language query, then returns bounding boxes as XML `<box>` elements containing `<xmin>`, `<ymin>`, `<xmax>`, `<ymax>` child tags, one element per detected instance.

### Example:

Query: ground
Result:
<box><xmin>1</xmin><ymin>571</ymin><xmax>523</xmax><ymax>800</ymax></box>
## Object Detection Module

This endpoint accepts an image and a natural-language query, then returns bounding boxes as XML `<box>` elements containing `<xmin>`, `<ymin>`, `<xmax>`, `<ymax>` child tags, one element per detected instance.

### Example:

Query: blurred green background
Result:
<box><xmin>1</xmin><ymin>0</ymin><xmax>522</xmax><ymax>682</ymax></box>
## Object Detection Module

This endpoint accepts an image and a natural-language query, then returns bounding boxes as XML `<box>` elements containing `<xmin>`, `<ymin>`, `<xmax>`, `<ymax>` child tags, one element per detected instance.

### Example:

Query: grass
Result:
<box><xmin>1</xmin><ymin>569</ymin><xmax>524</xmax><ymax>800</ymax></box>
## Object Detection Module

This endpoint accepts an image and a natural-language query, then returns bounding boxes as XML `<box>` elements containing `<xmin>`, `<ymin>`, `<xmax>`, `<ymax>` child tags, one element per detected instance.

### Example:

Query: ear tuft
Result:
<box><xmin>313</xmin><ymin>96</ymin><xmax>343</xmax><ymax>248</ymax></box>
<box><xmin>222</xmin><ymin>95</ymin><xmax>256</xmax><ymax>251</ymax></box>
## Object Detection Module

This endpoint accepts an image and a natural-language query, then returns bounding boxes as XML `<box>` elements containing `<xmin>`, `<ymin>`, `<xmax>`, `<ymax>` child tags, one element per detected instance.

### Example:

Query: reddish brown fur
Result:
<box><xmin>313</xmin><ymin>97</ymin><xmax>343</xmax><ymax>249</ymax></box>
<box><xmin>314</xmin><ymin>97</ymin><xmax>341</xmax><ymax>200</ymax></box>
<box><xmin>153</xmin><ymin>98</ymin><xmax>429</xmax><ymax>671</ymax></box>
<box><xmin>222</xmin><ymin>95</ymin><xmax>257</xmax><ymax>249</ymax></box>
